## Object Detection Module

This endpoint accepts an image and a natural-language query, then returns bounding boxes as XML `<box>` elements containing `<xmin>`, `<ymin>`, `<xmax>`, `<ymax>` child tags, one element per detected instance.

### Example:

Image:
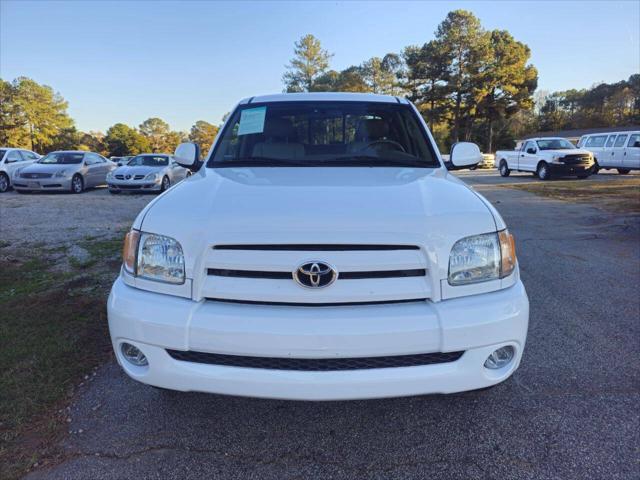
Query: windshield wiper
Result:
<box><xmin>323</xmin><ymin>155</ymin><xmax>431</xmax><ymax>168</ymax></box>
<box><xmin>215</xmin><ymin>157</ymin><xmax>311</xmax><ymax>167</ymax></box>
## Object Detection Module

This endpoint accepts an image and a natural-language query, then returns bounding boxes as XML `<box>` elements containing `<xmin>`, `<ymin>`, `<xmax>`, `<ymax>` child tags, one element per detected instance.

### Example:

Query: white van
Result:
<box><xmin>577</xmin><ymin>131</ymin><xmax>640</xmax><ymax>174</ymax></box>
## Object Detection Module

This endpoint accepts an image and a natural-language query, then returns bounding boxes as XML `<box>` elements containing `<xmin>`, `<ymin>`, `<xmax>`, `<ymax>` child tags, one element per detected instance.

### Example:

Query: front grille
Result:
<box><xmin>213</xmin><ymin>244</ymin><xmax>420</xmax><ymax>251</ymax></box>
<box><xmin>561</xmin><ymin>154</ymin><xmax>591</xmax><ymax>165</ymax></box>
<box><xmin>166</xmin><ymin>350</ymin><xmax>464</xmax><ymax>371</ymax></box>
<box><xmin>207</xmin><ymin>268</ymin><xmax>426</xmax><ymax>280</ymax></box>
<box><xmin>21</xmin><ymin>172</ymin><xmax>52</xmax><ymax>179</ymax></box>
<box><xmin>134</xmin><ymin>174</ymin><xmax>145</xmax><ymax>180</ymax></box>
<box><xmin>115</xmin><ymin>174</ymin><xmax>125</xmax><ymax>180</ymax></box>
<box><xmin>114</xmin><ymin>174</ymin><xmax>146</xmax><ymax>180</ymax></box>
<box><xmin>206</xmin><ymin>298</ymin><xmax>427</xmax><ymax>307</ymax></box>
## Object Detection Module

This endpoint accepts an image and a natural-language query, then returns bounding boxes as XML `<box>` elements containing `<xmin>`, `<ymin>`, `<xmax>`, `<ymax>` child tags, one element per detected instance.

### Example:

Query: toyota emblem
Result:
<box><xmin>293</xmin><ymin>261</ymin><xmax>338</xmax><ymax>288</ymax></box>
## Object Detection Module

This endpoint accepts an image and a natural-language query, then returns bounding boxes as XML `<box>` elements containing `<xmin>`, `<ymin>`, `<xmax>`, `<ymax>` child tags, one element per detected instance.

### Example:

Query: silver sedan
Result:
<box><xmin>13</xmin><ymin>151</ymin><xmax>116</xmax><ymax>193</ymax></box>
<box><xmin>107</xmin><ymin>154</ymin><xmax>190</xmax><ymax>194</ymax></box>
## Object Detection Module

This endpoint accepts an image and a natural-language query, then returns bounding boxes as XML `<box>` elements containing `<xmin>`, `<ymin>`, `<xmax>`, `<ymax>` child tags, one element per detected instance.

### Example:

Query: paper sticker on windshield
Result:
<box><xmin>237</xmin><ymin>106</ymin><xmax>266</xmax><ymax>136</ymax></box>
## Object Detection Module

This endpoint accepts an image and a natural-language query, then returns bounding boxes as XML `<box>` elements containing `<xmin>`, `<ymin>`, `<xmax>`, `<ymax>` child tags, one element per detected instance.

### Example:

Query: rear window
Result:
<box><xmin>208</xmin><ymin>101</ymin><xmax>438</xmax><ymax>168</ymax></box>
<box><xmin>38</xmin><ymin>152</ymin><xmax>84</xmax><ymax>164</ymax></box>
<box><xmin>127</xmin><ymin>155</ymin><xmax>169</xmax><ymax>167</ymax></box>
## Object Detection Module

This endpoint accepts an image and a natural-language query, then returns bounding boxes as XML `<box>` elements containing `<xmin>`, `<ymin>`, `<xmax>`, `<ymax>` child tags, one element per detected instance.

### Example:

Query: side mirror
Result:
<box><xmin>526</xmin><ymin>147</ymin><xmax>536</xmax><ymax>154</ymax></box>
<box><xmin>448</xmin><ymin>142</ymin><xmax>482</xmax><ymax>170</ymax></box>
<box><xmin>174</xmin><ymin>142</ymin><xmax>200</xmax><ymax>170</ymax></box>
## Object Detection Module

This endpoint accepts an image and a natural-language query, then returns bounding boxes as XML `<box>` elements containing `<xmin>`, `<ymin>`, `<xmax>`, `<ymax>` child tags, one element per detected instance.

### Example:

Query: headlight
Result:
<box><xmin>55</xmin><ymin>169</ymin><xmax>69</xmax><ymax>177</ymax></box>
<box><xmin>448</xmin><ymin>230</ymin><xmax>516</xmax><ymax>286</ymax></box>
<box><xmin>145</xmin><ymin>172</ymin><xmax>158</xmax><ymax>181</ymax></box>
<box><xmin>122</xmin><ymin>230</ymin><xmax>185</xmax><ymax>284</ymax></box>
<box><xmin>106</xmin><ymin>171</ymin><xmax>113</xmax><ymax>180</ymax></box>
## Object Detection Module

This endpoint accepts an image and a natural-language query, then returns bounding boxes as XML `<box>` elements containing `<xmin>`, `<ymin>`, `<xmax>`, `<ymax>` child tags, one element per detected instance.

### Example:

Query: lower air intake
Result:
<box><xmin>166</xmin><ymin>350</ymin><xmax>464</xmax><ymax>371</ymax></box>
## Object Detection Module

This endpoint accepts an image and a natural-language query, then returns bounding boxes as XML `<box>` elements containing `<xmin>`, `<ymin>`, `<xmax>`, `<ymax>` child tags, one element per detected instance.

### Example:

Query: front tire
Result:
<box><xmin>0</xmin><ymin>173</ymin><xmax>9</xmax><ymax>193</ymax></box>
<box><xmin>499</xmin><ymin>161</ymin><xmax>510</xmax><ymax>177</ymax></box>
<box><xmin>537</xmin><ymin>162</ymin><xmax>551</xmax><ymax>181</ymax></box>
<box><xmin>617</xmin><ymin>168</ymin><xmax>631</xmax><ymax>175</ymax></box>
<box><xmin>160</xmin><ymin>176</ymin><xmax>170</xmax><ymax>192</ymax></box>
<box><xmin>71</xmin><ymin>174</ymin><xmax>84</xmax><ymax>193</ymax></box>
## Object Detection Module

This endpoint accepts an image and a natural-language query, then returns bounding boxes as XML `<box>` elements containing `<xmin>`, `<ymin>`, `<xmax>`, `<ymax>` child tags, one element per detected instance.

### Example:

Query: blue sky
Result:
<box><xmin>2</xmin><ymin>1</ymin><xmax>639</xmax><ymax>132</ymax></box>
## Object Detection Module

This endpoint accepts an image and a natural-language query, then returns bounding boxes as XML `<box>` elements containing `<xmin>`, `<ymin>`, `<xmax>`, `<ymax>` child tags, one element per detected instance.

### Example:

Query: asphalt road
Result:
<box><xmin>27</xmin><ymin>170</ymin><xmax>640</xmax><ymax>480</ymax></box>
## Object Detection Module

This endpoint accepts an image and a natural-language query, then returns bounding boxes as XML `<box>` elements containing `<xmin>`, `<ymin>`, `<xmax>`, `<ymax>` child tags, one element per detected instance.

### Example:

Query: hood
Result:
<box><xmin>138</xmin><ymin>168</ymin><xmax>499</xmax><ymax>281</ymax></box>
<box><xmin>113</xmin><ymin>165</ymin><xmax>164</xmax><ymax>176</ymax></box>
<box><xmin>544</xmin><ymin>148</ymin><xmax>592</xmax><ymax>156</ymax></box>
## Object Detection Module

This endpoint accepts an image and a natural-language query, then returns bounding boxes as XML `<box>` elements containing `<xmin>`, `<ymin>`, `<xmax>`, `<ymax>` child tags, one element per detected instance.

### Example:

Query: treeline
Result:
<box><xmin>0</xmin><ymin>77</ymin><xmax>219</xmax><ymax>157</ymax></box>
<box><xmin>283</xmin><ymin>10</ymin><xmax>639</xmax><ymax>151</ymax></box>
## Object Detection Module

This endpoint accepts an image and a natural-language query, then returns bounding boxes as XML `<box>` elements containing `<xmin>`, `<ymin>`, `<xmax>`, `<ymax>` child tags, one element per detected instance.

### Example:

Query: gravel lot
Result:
<box><xmin>0</xmin><ymin>187</ymin><xmax>152</xmax><ymax>248</ymax></box>
<box><xmin>4</xmin><ymin>171</ymin><xmax>638</xmax><ymax>480</ymax></box>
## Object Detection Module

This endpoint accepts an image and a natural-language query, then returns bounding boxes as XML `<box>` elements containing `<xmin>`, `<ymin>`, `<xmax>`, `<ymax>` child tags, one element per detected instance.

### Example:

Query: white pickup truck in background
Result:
<box><xmin>496</xmin><ymin>137</ymin><xmax>595</xmax><ymax>180</ymax></box>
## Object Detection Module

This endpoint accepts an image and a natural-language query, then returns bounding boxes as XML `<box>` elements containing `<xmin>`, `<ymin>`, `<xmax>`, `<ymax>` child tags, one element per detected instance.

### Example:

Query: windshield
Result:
<box><xmin>38</xmin><ymin>152</ymin><xmax>84</xmax><ymax>164</ymax></box>
<box><xmin>208</xmin><ymin>101</ymin><xmax>438</xmax><ymax>168</ymax></box>
<box><xmin>536</xmin><ymin>139</ymin><xmax>575</xmax><ymax>150</ymax></box>
<box><xmin>127</xmin><ymin>155</ymin><xmax>169</xmax><ymax>167</ymax></box>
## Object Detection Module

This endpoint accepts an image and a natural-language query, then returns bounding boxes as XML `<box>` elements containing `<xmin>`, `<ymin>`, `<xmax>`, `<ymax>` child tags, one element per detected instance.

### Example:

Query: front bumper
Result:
<box><xmin>550</xmin><ymin>163</ymin><xmax>592</xmax><ymax>176</ymax></box>
<box><xmin>108</xmin><ymin>277</ymin><xmax>529</xmax><ymax>400</ymax></box>
<box><xmin>13</xmin><ymin>178</ymin><xmax>72</xmax><ymax>191</ymax></box>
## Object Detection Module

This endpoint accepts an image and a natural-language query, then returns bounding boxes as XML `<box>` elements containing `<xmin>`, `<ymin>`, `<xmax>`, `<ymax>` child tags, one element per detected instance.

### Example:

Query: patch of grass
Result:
<box><xmin>503</xmin><ymin>177</ymin><xmax>640</xmax><ymax>213</ymax></box>
<box><xmin>0</xmin><ymin>251</ymin><xmax>119</xmax><ymax>479</ymax></box>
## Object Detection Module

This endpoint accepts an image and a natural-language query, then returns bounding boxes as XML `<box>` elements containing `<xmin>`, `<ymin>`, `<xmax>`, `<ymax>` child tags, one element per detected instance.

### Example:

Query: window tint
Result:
<box><xmin>127</xmin><ymin>155</ymin><xmax>169</xmax><ymax>166</ymax></box>
<box><xmin>585</xmin><ymin>135</ymin><xmax>607</xmax><ymax>147</ymax></box>
<box><xmin>6</xmin><ymin>150</ymin><xmax>21</xmax><ymax>162</ymax></box>
<box><xmin>209</xmin><ymin>101</ymin><xmax>438</xmax><ymax>168</ymax></box>
<box><xmin>605</xmin><ymin>135</ymin><xmax>616</xmax><ymax>147</ymax></box>
<box><xmin>628</xmin><ymin>134</ymin><xmax>640</xmax><ymax>148</ymax></box>
<box><xmin>614</xmin><ymin>134</ymin><xmax>628</xmax><ymax>147</ymax></box>
<box><xmin>537</xmin><ymin>139</ymin><xmax>574</xmax><ymax>150</ymax></box>
<box><xmin>39</xmin><ymin>152</ymin><xmax>84</xmax><ymax>164</ymax></box>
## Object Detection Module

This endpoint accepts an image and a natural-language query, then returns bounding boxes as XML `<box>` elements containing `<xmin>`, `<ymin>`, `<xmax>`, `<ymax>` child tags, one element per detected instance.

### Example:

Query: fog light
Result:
<box><xmin>484</xmin><ymin>346</ymin><xmax>515</xmax><ymax>370</ymax></box>
<box><xmin>121</xmin><ymin>342</ymin><xmax>148</xmax><ymax>366</ymax></box>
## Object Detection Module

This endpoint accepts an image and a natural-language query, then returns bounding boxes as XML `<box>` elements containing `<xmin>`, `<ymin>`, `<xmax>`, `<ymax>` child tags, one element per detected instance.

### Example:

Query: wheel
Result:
<box><xmin>160</xmin><ymin>176</ymin><xmax>170</xmax><ymax>192</ymax></box>
<box><xmin>469</xmin><ymin>165</ymin><xmax>477</xmax><ymax>171</ymax></box>
<box><xmin>71</xmin><ymin>174</ymin><xmax>84</xmax><ymax>193</ymax></box>
<box><xmin>499</xmin><ymin>161</ymin><xmax>510</xmax><ymax>177</ymax></box>
<box><xmin>0</xmin><ymin>173</ymin><xmax>9</xmax><ymax>193</ymax></box>
<box><xmin>617</xmin><ymin>168</ymin><xmax>631</xmax><ymax>175</ymax></box>
<box><xmin>537</xmin><ymin>162</ymin><xmax>551</xmax><ymax>180</ymax></box>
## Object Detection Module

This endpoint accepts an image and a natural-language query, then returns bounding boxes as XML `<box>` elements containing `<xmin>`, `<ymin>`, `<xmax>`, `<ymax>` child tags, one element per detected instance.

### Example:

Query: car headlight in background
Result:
<box><xmin>448</xmin><ymin>230</ymin><xmax>516</xmax><ymax>286</ymax></box>
<box><xmin>145</xmin><ymin>172</ymin><xmax>158</xmax><ymax>181</ymax></box>
<box><xmin>122</xmin><ymin>230</ymin><xmax>185</xmax><ymax>284</ymax></box>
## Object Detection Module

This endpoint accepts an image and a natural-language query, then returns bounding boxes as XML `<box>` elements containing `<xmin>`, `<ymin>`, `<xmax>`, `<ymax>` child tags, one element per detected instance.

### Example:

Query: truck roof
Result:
<box><xmin>239</xmin><ymin>92</ymin><xmax>410</xmax><ymax>105</ymax></box>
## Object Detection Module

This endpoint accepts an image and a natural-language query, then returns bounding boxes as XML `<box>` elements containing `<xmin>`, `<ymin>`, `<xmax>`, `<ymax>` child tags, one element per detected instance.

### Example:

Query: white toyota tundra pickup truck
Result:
<box><xmin>108</xmin><ymin>93</ymin><xmax>529</xmax><ymax>400</ymax></box>
<box><xmin>496</xmin><ymin>137</ymin><xmax>595</xmax><ymax>180</ymax></box>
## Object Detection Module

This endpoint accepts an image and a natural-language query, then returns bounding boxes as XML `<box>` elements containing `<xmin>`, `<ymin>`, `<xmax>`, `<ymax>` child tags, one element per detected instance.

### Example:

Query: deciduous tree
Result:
<box><xmin>189</xmin><ymin>121</ymin><xmax>219</xmax><ymax>155</ymax></box>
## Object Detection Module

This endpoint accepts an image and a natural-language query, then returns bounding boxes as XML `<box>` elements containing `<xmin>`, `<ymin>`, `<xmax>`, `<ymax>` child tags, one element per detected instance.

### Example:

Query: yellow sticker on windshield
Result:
<box><xmin>238</xmin><ymin>106</ymin><xmax>266</xmax><ymax>136</ymax></box>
